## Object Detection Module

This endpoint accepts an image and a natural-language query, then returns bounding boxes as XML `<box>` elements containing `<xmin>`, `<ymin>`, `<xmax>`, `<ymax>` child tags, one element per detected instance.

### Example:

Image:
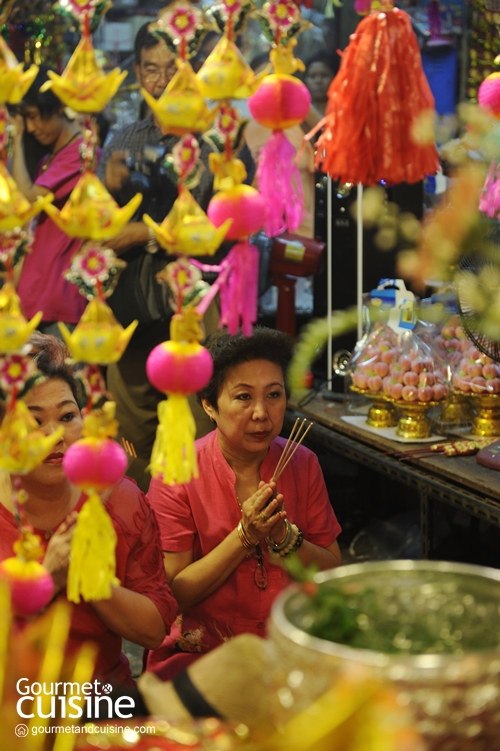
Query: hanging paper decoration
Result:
<box><xmin>0</xmin><ymin>505</ymin><xmax>54</xmax><ymax>617</ymax></box>
<box><xmin>0</xmin><ymin>161</ymin><xmax>54</xmax><ymax>232</ymax></box>
<box><xmin>61</xmin><ymin>239</ymin><xmax>136</xmax><ymax>601</ymax></box>
<box><xmin>315</xmin><ymin>1</ymin><xmax>440</xmax><ymax>186</ymax></box>
<box><xmin>206</xmin><ymin>105</ymin><xmax>265</xmax><ymax>334</ymax></box>
<box><xmin>40</xmin><ymin>34</ymin><xmax>127</xmax><ymax>114</ymax></box>
<box><xmin>147</xmin><ymin>310</ymin><xmax>213</xmax><ymax>485</ymax></box>
<box><xmin>144</xmin><ymin>135</ymin><xmax>232</xmax><ymax>256</ymax></box>
<box><xmin>0</xmin><ymin>36</ymin><xmax>38</xmax><ymax>105</ymax></box>
<box><xmin>0</xmin><ymin>283</ymin><xmax>42</xmax><ymax>352</ymax></box>
<box><xmin>197</xmin><ymin>0</ymin><xmax>266</xmax><ymax>100</ymax></box>
<box><xmin>248</xmin><ymin>2</ymin><xmax>312</xmax><ymax>235</ymax></box>
<box><xmin>55</xmin><ymin>0</ymin><xmax>112</xmax><ymax>34</ymax></box>
<box><xmin>144</xmin><ymin>1</ymin><xmax>217</xmax><ymax>136</ymax></box>
<box><xmin>478</xmin><ymin>70</ymin><xmax>500</xmax><ymax>219</ymax></box>
<box><xmin>63</xmin><ymin>401</ymin><xmax>125</xmax><ymax>603</ymax></box>
<box><xmin>43</xmin><ymin>171</ymin><xmax>142</xmax><ymax>241</ymax></box>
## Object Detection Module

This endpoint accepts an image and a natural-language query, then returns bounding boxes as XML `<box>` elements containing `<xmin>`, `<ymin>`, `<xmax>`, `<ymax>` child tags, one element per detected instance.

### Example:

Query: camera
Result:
<box><xmin>117</xmin><ymin>143</ymin><xmax>172</xmax><ymax>208</ymax></box>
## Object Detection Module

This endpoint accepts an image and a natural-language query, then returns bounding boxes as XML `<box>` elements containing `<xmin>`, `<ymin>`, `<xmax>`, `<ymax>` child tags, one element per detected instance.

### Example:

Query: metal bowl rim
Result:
<box><xmin>271</xmin><ymin>559</ymin><xmax>500</xmax><ymax>669</ymax></box>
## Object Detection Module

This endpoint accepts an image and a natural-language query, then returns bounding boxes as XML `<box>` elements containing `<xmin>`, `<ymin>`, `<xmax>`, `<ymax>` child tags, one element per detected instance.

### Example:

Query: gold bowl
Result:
<box><xmin>391</xmin><ymin>399</ymin><xmax>441</xmax><ymax>440</ymax></box>
<box><xmin>349</xmin><ymin>386</ymin><xmax>398</xmax><ymax>428</ymax></box>
<box><xmin>456</xmin><ymin>391</ymin><xmax>500</xmax><ymax>437</ymax></box>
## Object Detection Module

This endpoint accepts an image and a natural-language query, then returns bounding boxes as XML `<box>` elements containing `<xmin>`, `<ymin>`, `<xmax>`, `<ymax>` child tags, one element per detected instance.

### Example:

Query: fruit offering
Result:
<box><xmin>434</xmin><ymin>314</ymin><xmax>470</xmax><ymax>369</ymax></box>
<box><xmin>452</xmin><ymin>344</ymin><xmax>500</xmax><ymax>395</ymax></box>
<box><xmin>349</xmin><ymin>325</ymin><xmax>449</xmax><ymax>403</ymax></box>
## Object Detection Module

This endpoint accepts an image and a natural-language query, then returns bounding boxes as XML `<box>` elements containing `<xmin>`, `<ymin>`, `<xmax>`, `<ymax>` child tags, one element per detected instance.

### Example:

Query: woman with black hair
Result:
<box><xmin>10</xmin><ymin>65</ymin><xmax>92</xmax><ymax>336</ymax></box>
<box><xmin>147</xmin><ymin>328</ymin><xmax>341</xmax><ymax>681</ymax></box>
<box><xmin>0</xmin><ymin>334</ymin><xmax>177</xmax><ymax>687</ymax></box>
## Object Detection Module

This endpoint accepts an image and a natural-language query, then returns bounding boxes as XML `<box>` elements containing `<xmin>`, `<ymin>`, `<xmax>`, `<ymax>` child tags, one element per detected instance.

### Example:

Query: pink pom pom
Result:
<box><xmin>63</xmin><ymin>439</ymin><xmax>128</xmax><ymax>492</ymax></box>
<box><xmin>146</xmin><ymin>342</ymin><xmax>213</xmax><ymax>394</ymax></box>
<box><xmin>478</xmin><ymin>73</ymin><xmax>500</xmax><ymax>118</ymax></box>
<box><xmin>248</xmin><ymin>75</ymin><xmax>311</xmax><ymax>130</ymax></box>
<box><xmin>207</xmin><ymin>185</ymin><xmax>265</xmax><ymax>239</ymax></box>
<box><xmin>0</xmin><ymin>560</ymin><xmax>54</xmax><ymax>616</ymax></box>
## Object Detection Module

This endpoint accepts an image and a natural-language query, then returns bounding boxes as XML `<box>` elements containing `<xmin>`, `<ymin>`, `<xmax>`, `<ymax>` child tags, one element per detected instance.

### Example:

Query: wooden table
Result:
<box><xmin>285</xmin><ymin>393</ymin><xmax>500</xmax><ymax>558</ymax></box>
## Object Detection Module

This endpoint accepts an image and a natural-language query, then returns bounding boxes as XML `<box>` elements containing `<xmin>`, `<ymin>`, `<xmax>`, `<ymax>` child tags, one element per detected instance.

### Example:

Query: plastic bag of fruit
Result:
<box><xmin>452</xmin><ymin>342</ymin><xmax>500</xmax><ymax>395</ymax></box>
<box><xmin>349</xmin><ymin>325</ymin><xmax>449</xmax><ymax>404</ymax></box>
<box><xmin>349</xmin><ymin>322</ymin><xmax>401</xmax><ymax>396</ymax></box>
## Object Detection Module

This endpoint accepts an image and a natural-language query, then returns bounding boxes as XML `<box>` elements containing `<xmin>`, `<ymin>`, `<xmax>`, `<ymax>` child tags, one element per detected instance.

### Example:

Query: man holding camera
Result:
<box><xmin>98</xmin><ymin>23</ymin><xmax>254</xmax><ymax>491</ymax></box>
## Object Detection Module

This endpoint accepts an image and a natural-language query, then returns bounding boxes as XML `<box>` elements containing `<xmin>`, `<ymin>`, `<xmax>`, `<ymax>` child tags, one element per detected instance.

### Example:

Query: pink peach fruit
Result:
<box><xmin>403</xmin><ymin>371</ymin><xmax>419</xmax><ymax>386</ymax></box>
<box><xmin>487</xmin><ymin>378</ymin><xmax>500</xmax><ymax>394</ymax></box>
<box><xmin>390</xmin><ymin>382</ymin><xmax>404</xmax><ymax>400</ymax></box>
<box><xmin>471</xmin><ymin>376</ymin><xmax>487</xmax><ymax>394</ymax></box>
<box><xmin>402</xmin><ymin>385</ymin><xmax>419</xmax><ymax>401</ymax></box>
<box><xmin>419</xmin><ymin>372</ymin><xmax>435</xmax><ymax>387</ymax></box>
<box><xmin>367</xmin><ymin>376</ymin><xmax>383</xmax><ymax>392</ymax></box>
<box><xmin>398</xmin><ymin>356</ymin><xmax>412</xmax><ymax>372</ymax></box>
<box><xmin>467</xmin><ymin>363</ymin><xmax>483</xmax><ymax>379</ymax></box>
<box><xmin>352</xmin><ymin>371</ymin><xmax>368</xmax><ymax>390</ymax></box>
<box><xmin>418</xmin><ymin>386</ymin><xmax>433</xmax><ymax>402</ymax></box>
<box><xmin>374</xmin><ymin>361</ymin><xmax>390</xmax><ymax>378</ymax></box>
<box><xmin>432</xmin><ymin>384</ymin><xmax>446</xmax><ymax>400</ymax></box>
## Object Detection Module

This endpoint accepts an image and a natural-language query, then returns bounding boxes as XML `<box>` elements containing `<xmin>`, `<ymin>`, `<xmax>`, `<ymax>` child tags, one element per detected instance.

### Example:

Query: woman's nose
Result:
<box><xmin>252</xmin><ymin>400</ymin><xmax>268</xmax><ymax>419</ymax></box>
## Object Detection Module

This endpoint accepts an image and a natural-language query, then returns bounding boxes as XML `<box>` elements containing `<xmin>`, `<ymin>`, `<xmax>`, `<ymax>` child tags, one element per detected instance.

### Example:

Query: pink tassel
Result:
<box><xmin>479</xmin><ymin>161</ymin><xmax>500</xmax><ymax>219</ymax></box>
<box><xmin>257</xmin><ymin>131</ymin><xmax>305</xmax><ymax>237</ymax></box>
<box><xmin>219</xmin><ymin>241</ymin><xmax>259</xmax><ymax>336</ymax></box>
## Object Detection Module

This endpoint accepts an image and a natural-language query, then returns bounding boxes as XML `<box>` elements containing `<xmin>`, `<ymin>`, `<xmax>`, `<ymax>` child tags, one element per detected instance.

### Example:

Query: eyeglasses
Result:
<box><xmin>142</xmin><ymin>64</ymin><xmax>178</xmax><ymax>84</ymax></box>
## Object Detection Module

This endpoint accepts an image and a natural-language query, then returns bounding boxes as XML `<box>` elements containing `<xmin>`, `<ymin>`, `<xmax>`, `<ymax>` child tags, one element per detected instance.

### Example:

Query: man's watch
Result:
<box><xmin>145</xmin><ymin>226</ymin><xmax>159</xmax><ymax>254</ymax></box>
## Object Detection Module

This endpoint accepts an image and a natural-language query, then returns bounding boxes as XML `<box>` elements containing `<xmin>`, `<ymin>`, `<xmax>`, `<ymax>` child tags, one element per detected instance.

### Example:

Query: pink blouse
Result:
<box><xmin>0</xmin><ymin>477</ymin><xmax>177</xmax><ymax>687</ymax></box>
<box><xmin>147</xmin><ymin>430</ymin><xmax>341</xmax><ymax>679</ymax></box>
<box><xmin>18</xmin><ymin>138</ymin><xmax>91</xmax><ymax>324</ymax></box>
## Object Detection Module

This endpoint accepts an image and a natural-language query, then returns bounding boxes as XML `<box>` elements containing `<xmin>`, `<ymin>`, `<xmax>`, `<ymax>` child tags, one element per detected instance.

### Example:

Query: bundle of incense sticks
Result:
<box><xmin>389</xmin><ymin>438</ymin><xmax>496</xmax><ymax>461</ymax></box>
<box><xmin>272</xmin><ymin>418</ymin><xmax>314</xmax><ymax>482</ymax></box>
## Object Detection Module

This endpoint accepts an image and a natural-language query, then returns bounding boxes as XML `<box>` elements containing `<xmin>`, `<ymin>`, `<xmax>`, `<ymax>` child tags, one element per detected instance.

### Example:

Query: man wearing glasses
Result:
<box><xmin>98</xmin><ymin>23</ymin><xmax>255</xmax><ymax>491</ymax></box>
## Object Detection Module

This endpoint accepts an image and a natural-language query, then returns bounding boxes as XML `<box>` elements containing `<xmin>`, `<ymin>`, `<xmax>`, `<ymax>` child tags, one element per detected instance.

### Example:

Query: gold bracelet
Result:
<box><xmin>237</xmin><ymin>521</ymin><xmax>257</xmax><ymax>551</ymax></box>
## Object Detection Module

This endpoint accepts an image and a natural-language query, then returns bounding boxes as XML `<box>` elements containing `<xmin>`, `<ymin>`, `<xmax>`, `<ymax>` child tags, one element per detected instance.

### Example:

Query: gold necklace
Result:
<box><xmin>41</xmin><ymin>132</ymin><xmax>80</xmax><ymax>173</ymax></box>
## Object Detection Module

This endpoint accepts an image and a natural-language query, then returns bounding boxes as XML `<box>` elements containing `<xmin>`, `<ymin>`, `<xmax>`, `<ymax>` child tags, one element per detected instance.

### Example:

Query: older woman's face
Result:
<box><xmin>208</xmin><ymin>359</ymin><xmax>287</xmax><ymax>457</ymax></box>
<box><xmin>23</xmin><ymin>378</ymin><xmax>83</xmax><ymax>486</ymax></box>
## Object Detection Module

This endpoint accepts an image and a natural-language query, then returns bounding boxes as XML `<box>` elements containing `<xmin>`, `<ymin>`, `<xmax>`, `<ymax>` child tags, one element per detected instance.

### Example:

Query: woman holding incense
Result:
<box><xmin>146</xmin><ymin>328</ymin><xmax>341</xmax><ymax>680</ymax></box>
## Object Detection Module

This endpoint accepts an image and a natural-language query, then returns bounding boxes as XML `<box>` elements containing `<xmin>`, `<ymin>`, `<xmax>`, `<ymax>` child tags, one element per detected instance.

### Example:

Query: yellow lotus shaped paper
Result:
<box><xmin>0</xmin><ymin>37</ymin><xmax>38</xmax><ymax>105</ymax></box>
<box><xmin>43</xmin><ymin>172</ymin><xmax>142</xmax><ymax>241</ymax></box>
<box><xmin>143</xmin><ymin>187</ymin><xmax>231</xmax><ymax>256</ymax></box>
<box><xmin>0</xmin><ymin>162</ymin><xmax>54</xmax><ymax>232</ymax></box>
<box><xmin>0</xmin><ymin>283</ymin><xmax>42</xmax><ymax>352</ymax></box>
<box><xmin>197</xmin><ymin>37</ymin><xmax>267</xmax><ymax>100</ymax></box>
<box><xmin>40</xmin><ymin>35</ymin><xmax>127</xmax><ymax>113</ymax></box>
<box><xmin>142</xmin><ymin>61</ymin><xmax>217</xmax><ymax>136</ymax></box>
<box><xmin>0</xmin><ymin>399</ymin><xmax>64</xmax><ymax>474</ymax></box>
<box><xmin>58</xmin><ymin>297</ymin><xmax>138</xmax><ymax>364</ymax></box>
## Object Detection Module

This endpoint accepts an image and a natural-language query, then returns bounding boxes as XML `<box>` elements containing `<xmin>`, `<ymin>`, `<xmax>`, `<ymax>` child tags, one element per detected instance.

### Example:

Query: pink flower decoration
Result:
<box><xmin>267</xmin><ymin>0</ymin><xmax>300</xmax><ymax>28</ymax></box>
<box><xmin>0</xmin><ymin>355</ymin><xmax>35</xmax><ymax>393</ymax></box>
<box><xmin>165</xmin><ymin>257</ymin><xmax>201</xmax><ymax>298</ymax></box>
<box><xmin>72</xmin><ymin>245</ymin><xmax>118</xmax><ymax>285</ymax></box>
<box><xmin>172</xmin><ymin>136</ymin><xmax>200</xmax><ymax>179</ymax></box>
<box><xmin>168</xmin><ymin>8</ymin><xmax>198</xmax><ymax>39</ymax></box>
<box><xmin>216</xmin><ymin>105</ymin><xmax>240</xmax><ymax>140</ymax></box>
<box><xmin>223</xmin><ymin>0</ymin><xmax>243</xmax><ymax>15</ymax></box>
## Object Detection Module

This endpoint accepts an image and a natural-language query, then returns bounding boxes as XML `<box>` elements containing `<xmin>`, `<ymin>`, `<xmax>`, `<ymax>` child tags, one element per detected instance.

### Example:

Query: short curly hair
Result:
<box><xmin>28</xmin><ymin>333</ymin><xmax>84</xmax><ymax>408</ymax></box>
<box><xmin>198</xmin><ymin>327</ymin><xmax>294</xmax><ymax>410</ymax></box>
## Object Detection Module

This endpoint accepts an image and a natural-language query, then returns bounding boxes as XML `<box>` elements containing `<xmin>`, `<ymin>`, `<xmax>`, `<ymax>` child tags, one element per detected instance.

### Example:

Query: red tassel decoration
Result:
<box><xmin>316</xmin><ymin>6</ymin><xmax>440</xmax><ymax>186</ymax></box>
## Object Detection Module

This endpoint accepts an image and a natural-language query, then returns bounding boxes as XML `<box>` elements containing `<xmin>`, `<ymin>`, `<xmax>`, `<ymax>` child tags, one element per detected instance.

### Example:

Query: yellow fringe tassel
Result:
<box><xmin>67</xmin><ymin>493</ymin><xmax>119</xmax><ymax>603</ymax></box>
<box><xmin>149</xmin><ymin>393</ymin><xmax>198</xmax><ymax>485</ymax></box>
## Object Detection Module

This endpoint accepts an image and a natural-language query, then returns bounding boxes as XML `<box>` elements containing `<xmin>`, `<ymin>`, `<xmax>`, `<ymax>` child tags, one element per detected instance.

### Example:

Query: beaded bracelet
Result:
<box><xmin>265</xmin><ymin>518</ymin><xmax>292</xmax><ymax>552</ymax></box>
<box><xmin>268</xmin><ymin>524</ymin><xmax>304</xmax><ymax>558</ymax></box>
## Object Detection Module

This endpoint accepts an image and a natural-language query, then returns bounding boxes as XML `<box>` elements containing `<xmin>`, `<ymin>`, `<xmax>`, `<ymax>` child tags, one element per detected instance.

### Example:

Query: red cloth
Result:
<box><xmin>17</xmin><ymin>138</ymin><xmax>91</xmax><ymax>324</ymax></box>
<box><xmin>146</xmin><ymin>430</ymin><xmax>341</xmax><ymax>680</ymax></box>
<box><xmin>0</xmin><ymin>477</ymin><xmax>177</xmax><ymax>687</ymax></box>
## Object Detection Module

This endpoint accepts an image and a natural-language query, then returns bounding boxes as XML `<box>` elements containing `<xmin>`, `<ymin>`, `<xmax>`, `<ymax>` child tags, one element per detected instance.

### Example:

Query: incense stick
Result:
<box><xmin>272</xmin><ymin>419</ymin><xmax>314</xmax><ymax>482</ymax></box>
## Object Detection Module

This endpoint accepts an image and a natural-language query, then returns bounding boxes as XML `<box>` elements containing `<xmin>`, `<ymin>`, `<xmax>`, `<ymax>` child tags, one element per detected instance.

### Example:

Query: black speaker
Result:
<box><xmin>312</xmin><ymin>174</ymin><xmax>424</xmax><ymax>384</ymax></box>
